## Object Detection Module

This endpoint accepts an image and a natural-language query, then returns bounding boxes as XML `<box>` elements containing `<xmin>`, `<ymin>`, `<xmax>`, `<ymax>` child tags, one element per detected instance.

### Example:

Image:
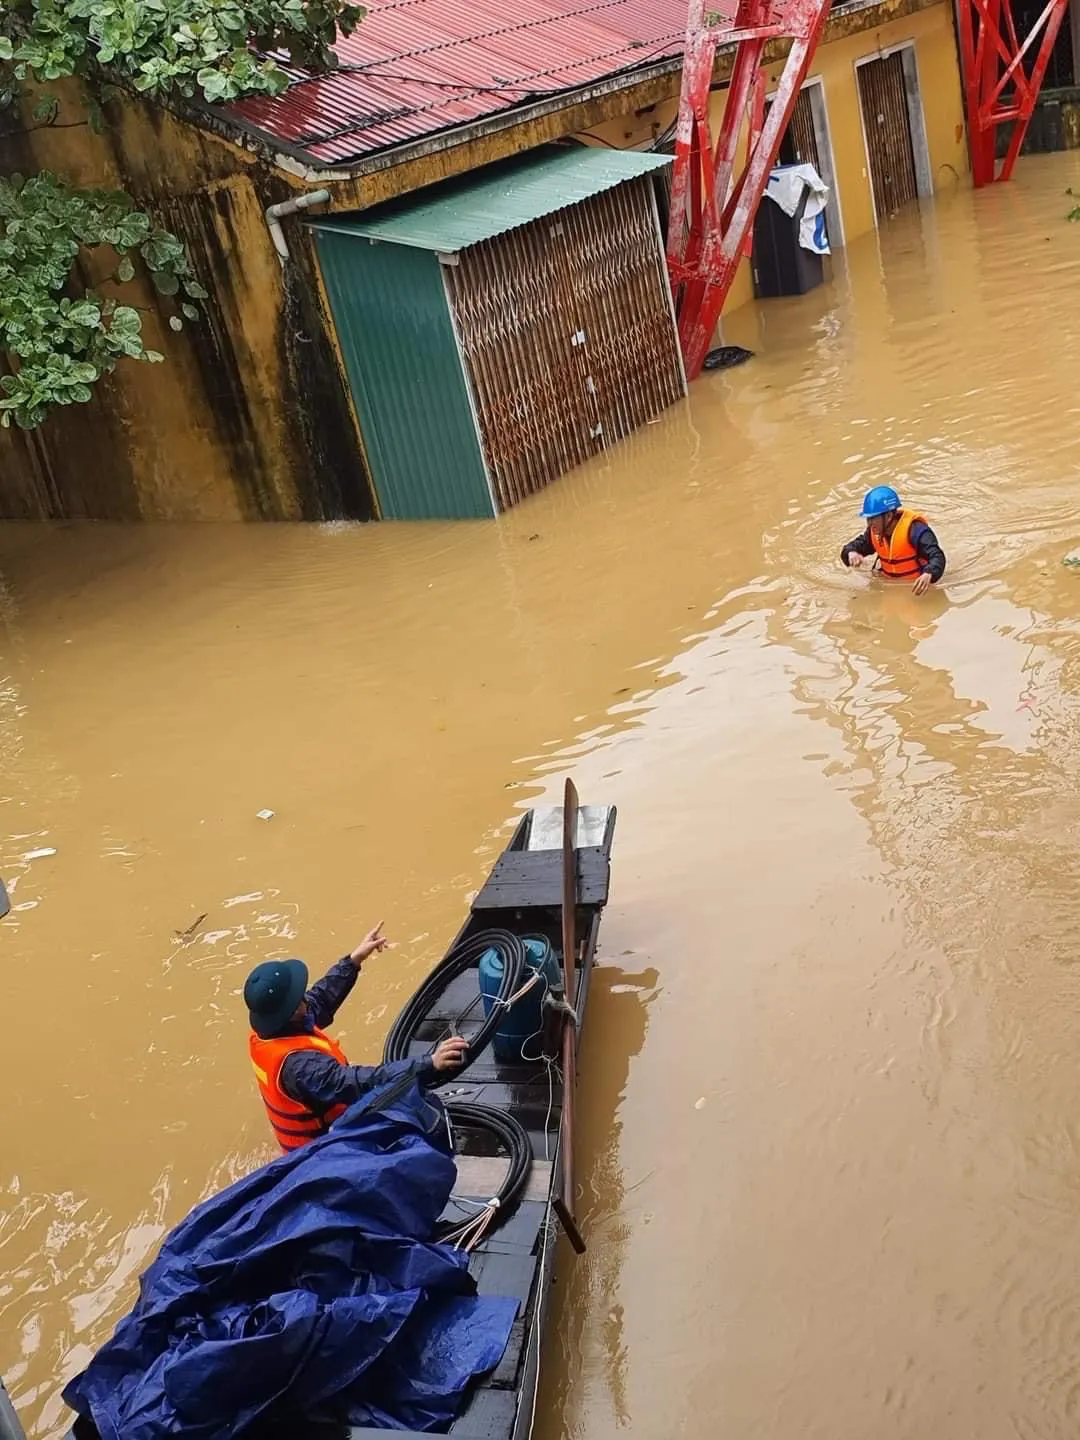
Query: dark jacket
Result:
<box><xmin>841</xmin><ymin>519</ymin><xmax>946</xmax><ymax>582</ymax></box>
<box><xmin>277</xmin><ymin>957</ymin><xmax>435</xmax><ymax>1116</ymax></box>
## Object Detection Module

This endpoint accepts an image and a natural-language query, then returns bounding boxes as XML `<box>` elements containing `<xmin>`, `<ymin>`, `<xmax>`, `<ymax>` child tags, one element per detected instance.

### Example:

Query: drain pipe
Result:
<box><xmin>265</xmin><ymin>188</ymin><xmax>331</xmax><ymax>264</ymax></box>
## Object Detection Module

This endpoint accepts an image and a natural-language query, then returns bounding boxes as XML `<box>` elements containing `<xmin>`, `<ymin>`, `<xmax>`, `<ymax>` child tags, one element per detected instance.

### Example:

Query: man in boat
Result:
<box><xmin>841</xmin><ymin>486</ymin><xmax>946</xmax><ymax>594</ymax></box>
<box><xmin>244</xmin><ymin>922</ymin><xmax>469</xmax><ymax>1152</ymax></box>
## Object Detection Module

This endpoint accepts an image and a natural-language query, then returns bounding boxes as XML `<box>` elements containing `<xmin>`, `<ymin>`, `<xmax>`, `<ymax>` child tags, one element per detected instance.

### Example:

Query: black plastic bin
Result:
<box><xmin>751</xmin><ymin>179</ymin><xmax>824</xmax><ymax>299</ymax></box>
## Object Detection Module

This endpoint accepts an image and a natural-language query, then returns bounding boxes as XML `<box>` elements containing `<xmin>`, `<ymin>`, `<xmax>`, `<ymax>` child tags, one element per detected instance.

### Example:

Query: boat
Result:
<box><xmin>57</xmin><ymin>781</ymin><xmax>616</xmax><ymax>1440</ymax></box>
<box><xmin>371</xmin><ymin>782</ymin><xmax>616</xmax><ymax>1440</ymax></box>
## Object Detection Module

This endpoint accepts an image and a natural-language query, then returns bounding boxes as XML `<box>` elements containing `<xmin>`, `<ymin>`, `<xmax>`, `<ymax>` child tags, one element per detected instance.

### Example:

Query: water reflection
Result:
<box><xmin>538</xmin><ymin>965</ymin><xmax>658</xmax><ymax>1439</ymax></box>
<box><xmin>7</xmin><ymin>153</ymin><xmax>1080</xmax><ymax>1439</ymax></box>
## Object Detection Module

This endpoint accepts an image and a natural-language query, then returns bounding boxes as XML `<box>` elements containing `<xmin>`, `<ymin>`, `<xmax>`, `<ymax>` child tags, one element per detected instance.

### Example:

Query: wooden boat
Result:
<box><xmin>390</xmin><ymin>785</ymin><xmax>616</xmax><ymax>1440</ymax></box>
<box><xmin>60</xmin><ymin>784</ymin><xmax>616</xmax><ymax>1440</ymax></box>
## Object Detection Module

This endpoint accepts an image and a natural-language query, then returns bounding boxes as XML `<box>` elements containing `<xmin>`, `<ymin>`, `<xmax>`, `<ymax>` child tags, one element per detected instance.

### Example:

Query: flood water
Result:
<box><xmin>6</xmin><ymin>150</ymin><xmax>1080</xmax><ymax>1438</ymax></box>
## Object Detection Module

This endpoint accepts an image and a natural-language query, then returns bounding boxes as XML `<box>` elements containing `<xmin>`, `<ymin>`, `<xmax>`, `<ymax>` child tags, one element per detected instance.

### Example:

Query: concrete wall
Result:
<box><xmin>0</xmin><ymin>86</ymin><xmax>377</xmax><ymax>521</ymax></box>
<box><xmin>1001</xmin><ymin>87</ymin><xmax>1080</xmax><ymax>155</ymax></box>
<box><xmin>0</xmin><ymin>69</ymin><xmax>698</xmax><ymax>521</ymax></box>
<box><xmin>0</xmin><ymin>0</ymin><xmax>967</xmax><ymax>520</ymax></box>
<box><xmin>784</xmin><ymin>1</ymin><xmax>968</xmax><ymax>241</ymax></box>
<box><xmin>587</xmin><ymin>0</ymin><xmax>968</xmax><ymax>318</ymax></box>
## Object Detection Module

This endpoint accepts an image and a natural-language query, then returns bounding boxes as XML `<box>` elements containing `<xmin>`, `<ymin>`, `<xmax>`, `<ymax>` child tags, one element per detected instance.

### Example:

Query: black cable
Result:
<box><xmin>382</xmin><ymin>929</ymin><xmax>528</xmax><ymax>1080</ymax></box>
<box><xmin>438</xmin><ymin>1101</ymin><xmax>533</xmax><ymax>1242</ymax></box>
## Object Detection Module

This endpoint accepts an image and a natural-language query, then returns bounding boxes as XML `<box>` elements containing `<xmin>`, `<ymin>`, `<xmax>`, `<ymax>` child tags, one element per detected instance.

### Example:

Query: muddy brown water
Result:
<box><xmin>6</xmin><ymin>151</ymin><xmax>1080</xmax><ymax>1439</ymax></box>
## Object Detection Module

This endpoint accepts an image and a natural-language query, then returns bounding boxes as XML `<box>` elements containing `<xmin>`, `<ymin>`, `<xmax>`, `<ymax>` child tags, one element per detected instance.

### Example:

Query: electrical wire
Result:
<box><xmin>440</xmin><ymin>1101</ymin><xmax>533</xmax><ymax>1249</ymax></box>
<box><xmin>381</xmin><ymin>928</ymin><xmax>528</xmax><ymax>1080</ymax></box>
<box><xmin>382</xmin><ymin>931</ymin><xmax>549</xmax><ymax>1250</ymax></box>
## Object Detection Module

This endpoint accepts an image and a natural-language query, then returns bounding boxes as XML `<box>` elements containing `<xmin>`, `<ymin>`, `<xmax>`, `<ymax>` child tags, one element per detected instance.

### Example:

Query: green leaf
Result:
<box><xmin>0</xmin><ymin>0</ymin><xmax>368</xmax><ymax>429</ymax></box>
<box><xmin>67</xmin><ymin>300</ymin><xmax>102</xmax><ymax>327</ymax></box>
<box><xmin>197</xmin><ymin>67</ymin><xmax>232</xmax><ymax>103</ymax></box>
<box><xmin>33</xmin><ymin>94</ymin><xmax>60</xmax><ymax>124</ymax></box>
<box><xmin>109</xmin><ymin>306</ymin><xmax>142</xmax><ymax>336</ymax></box>
<box><xmin>114</xmin><ymin>213</ymin><xmax>151</xmax><ymax>249</ymax></box>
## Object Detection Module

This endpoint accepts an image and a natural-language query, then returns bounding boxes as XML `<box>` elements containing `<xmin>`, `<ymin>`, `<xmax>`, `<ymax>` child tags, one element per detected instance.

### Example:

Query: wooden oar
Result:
<box><xmin>552</xmin><ymin>777</ymin><xmax>586</xmax><ymax>1255</ymax></box>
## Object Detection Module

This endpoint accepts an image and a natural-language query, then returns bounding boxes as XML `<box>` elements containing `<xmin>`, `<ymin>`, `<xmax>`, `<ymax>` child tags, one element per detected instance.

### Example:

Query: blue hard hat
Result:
<box><xmin>861</xmin><ymin>485</ymin><xmax>901</xmax><ymax>517</ymax></box>
<box><xmin>244</xmin><ymin>958</ymin><xmax>308</xmax><ymax>1038</ymax></box>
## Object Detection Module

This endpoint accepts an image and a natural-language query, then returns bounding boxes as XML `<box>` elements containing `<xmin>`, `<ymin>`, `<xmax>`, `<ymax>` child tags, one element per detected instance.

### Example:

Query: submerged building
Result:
<box><xmin>0</xmin><ymin>0</ymin><xmax>971</xmax><ymax>521</ymax></box>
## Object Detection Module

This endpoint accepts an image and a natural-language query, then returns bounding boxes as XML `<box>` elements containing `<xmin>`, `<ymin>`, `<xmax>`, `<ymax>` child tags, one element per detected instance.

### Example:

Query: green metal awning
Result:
<box><xmin>308</xmin><ymin>145</ymin><xmax>673</xmax><ymax>254</ymax></box>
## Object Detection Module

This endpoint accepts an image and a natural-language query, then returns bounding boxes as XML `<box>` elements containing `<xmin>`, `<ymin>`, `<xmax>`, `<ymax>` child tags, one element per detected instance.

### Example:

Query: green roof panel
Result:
<box><xmin>309</xmin><ymin>145</ymin><xmax>673</xmax><ymax>254</ymax></box>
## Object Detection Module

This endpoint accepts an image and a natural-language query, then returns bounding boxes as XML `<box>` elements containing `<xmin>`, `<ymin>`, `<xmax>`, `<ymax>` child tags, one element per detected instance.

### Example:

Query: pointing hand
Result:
<box><xmin>351</xmin><ymin>922</ymin><xmax>389</xmax><ymax>966</ymax></box>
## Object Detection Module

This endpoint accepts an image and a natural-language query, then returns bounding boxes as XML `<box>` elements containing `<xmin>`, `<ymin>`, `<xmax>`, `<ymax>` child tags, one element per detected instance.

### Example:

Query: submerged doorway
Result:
<box><xmin>856</xmin><ymin>46</ymin><xmax>933</xmax><ymax>222</ymax></box>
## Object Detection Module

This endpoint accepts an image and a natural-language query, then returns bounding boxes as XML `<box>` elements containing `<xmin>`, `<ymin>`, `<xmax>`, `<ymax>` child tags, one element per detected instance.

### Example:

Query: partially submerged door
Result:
<box><xmin>776</xmin><ymin>87</ymin><xmax>822</xmax><ymax>168</ymax></box>
<box><xmin>443</xmin><ymin>177</ymin><xmax>685</xmax><ymax>512</ymax></box>
<box><xmin>858</xmin><ymin>51</ymin><xmax>919</xmax><ymax>220</ymax></box>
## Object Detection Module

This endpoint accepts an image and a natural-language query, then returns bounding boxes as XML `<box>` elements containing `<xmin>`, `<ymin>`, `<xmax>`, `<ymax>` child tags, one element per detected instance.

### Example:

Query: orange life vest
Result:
<box><xmin>249</xmin><ymin>1028</ymin><xmax>349</xmax><ymax>1152</ymax></box>
<box><xmin>870</xmin><ymin>509</ymin><xmax>928</xmax><ymax>579</ymax></box>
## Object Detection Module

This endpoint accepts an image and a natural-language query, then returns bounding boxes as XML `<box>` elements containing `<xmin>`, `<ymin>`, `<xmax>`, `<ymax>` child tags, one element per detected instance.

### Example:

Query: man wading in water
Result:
<box><xmin>841</xmin><ymin>486</ymin><xmax>946</xmax><ymax>595</ymax></box>
<box><xmin>244</xmin><ymin>923</ymin><xmax>468</xmax><ymax>1152</ymax></box>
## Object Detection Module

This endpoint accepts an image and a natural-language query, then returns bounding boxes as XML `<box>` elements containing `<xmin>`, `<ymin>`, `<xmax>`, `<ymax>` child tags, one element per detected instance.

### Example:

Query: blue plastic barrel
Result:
<box><xmin>478</xmin><ymin>935</ymin><xmax>561</xmax><ymax>1062</ymax></box>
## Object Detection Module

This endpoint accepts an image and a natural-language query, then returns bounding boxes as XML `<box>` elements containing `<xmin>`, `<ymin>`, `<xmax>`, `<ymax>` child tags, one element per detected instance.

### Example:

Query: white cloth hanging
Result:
<box><xmin>764</xmin><ymin>163</ymin><xmax>831</xmax><ymax>255</ymax></box>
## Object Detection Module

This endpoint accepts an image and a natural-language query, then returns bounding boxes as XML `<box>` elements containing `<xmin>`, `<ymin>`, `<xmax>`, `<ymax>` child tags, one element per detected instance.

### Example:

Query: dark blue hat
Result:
<box><xmin>244</xmin><ymin>959</ymin><xmax>308</xmax><ymax>1039</ymax></box>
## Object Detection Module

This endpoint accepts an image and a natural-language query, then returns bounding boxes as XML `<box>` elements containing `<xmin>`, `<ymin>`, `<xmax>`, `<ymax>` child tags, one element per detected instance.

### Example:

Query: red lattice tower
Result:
<box><xmin>955</xmin><ymin>0</ymin><xmax>1070</xmax><ymax>186</ymax></box>
<box><xmin>666</xmin><ymin>0</ymin><xmax>832</xmax><ymax>380</ymax></box>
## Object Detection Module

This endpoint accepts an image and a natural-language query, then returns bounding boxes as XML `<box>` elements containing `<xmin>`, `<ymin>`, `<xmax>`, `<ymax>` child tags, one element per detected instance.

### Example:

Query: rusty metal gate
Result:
<box><xmin>857</xmin><ymin>51</ymin><xmax>919</xmax><ymax>220</ymax></box>
<box><xmin>444</xmin><ymin>177</ymin><xmax>686</xmax><ymax>512</ymax></box>
<box><xmin>768</xmin><ymin>86</ymin><xmax>821</xmax><ymax>168</ymax></box>
<box><xmin>788</xmin><ymin>88</ymin><xmax>821</xmax><ymax>168</ymax></box>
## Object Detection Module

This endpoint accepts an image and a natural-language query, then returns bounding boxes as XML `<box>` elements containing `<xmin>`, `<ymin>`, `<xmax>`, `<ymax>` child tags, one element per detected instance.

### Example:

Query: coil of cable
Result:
<box><xmin>382</xmin><ymin>928</ymin><xmax>528</xmax><ymax>1080</ymax></box>
<box><xmin>439</xmin><ymin>1101</ymin><xmax>533</xmax><ymax>1248</ymax></box>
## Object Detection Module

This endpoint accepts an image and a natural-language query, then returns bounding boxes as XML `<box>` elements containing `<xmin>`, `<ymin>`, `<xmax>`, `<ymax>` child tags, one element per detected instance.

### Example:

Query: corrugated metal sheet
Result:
<box><xmin>788</xmin><ymin>88</ymin><xmax>820</xmax><ymax>167</ymax></box>
<box><xmin>314</xmin><ymin>230</ymin><xmax>494</xmax><ymax>518</ymax></box>
<box><xmin>309</xmin><ymin>145</ymin><xmax>673</xmax><ymax>251</ymax></box>
<box><xmin>313</xmin><ymin>145</ymin><xmax>682</xmax><ymax>519</ymax></box>
<box><xmin>226</xmin><ymin>0</ymin><xmax>690</xmax><ymax>164</ymax></box>
<box><xmin>445</xmin><ymin>174</ymin><xmax>686</xmax><ymax>509</ymax></box>
<box><xmin>857</xmin><ymin>52</ymin><xmax>918</xmax><ymax>219</ymax></box>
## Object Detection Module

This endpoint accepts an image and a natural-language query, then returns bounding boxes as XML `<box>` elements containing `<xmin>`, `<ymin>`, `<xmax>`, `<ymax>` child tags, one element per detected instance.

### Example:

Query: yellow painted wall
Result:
<box><xmin>779</xmin><ymin>1</ymin><xmax>968</xmax><ymax>245</ymax></box>
<box><xmin>0</xmin><ymin>82</ymin><xmax>372</xmax><ymax>521</ymax></box>
<box><xmin>631</xmin><ymin>0</ymin><xmax>967</xmax><ymax>317</ymax></box>
<box><xmin>0</xmin><ymin>73</ymin><xmax>690</xmax><ymax>520</ymax></box>
<box><xmin>0</xmin><ymin>0</ymin><xmax>966</xmax><ymax>520</ymax></box>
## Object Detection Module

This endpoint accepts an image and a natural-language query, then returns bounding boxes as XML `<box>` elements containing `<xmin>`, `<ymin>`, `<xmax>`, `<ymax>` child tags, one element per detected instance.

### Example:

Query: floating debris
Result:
<box><xmin>22</xmin><ymin>847</ymin><xmax>56</xmax><ymax>860</ymax></box>
<box><xmin>174</xmin><ymin>912</ymin><xmax>208</xmax><ymax>943</ymax></box>
<box><xmin>255</xmin><ymin>809</ymin><xmax>275</xmax><ymax>821</ymax></box>
<box><xmin>1063</xmin><ymin>550</ymin><xmax>1080</xmax><ymax>568</ymax></box>
<box><xmin>703</xmin><ymin>345</ymin><xmax>754</xmax><ymax>371</ymax></box>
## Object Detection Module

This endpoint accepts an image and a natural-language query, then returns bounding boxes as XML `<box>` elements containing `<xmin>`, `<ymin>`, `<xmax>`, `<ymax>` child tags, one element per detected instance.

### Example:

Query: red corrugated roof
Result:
<box><xmin>226</xmin><ymin>0</ymin><xmax>689</xmax><ymax>165</ymax></box>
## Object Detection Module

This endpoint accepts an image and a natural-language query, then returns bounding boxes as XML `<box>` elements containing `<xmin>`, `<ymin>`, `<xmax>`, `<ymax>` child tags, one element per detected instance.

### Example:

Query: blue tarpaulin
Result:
<box><xmin>63</xmin><ymin>1081</ymin><xmax>517</xmax><ymax>1439</ymax></box>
